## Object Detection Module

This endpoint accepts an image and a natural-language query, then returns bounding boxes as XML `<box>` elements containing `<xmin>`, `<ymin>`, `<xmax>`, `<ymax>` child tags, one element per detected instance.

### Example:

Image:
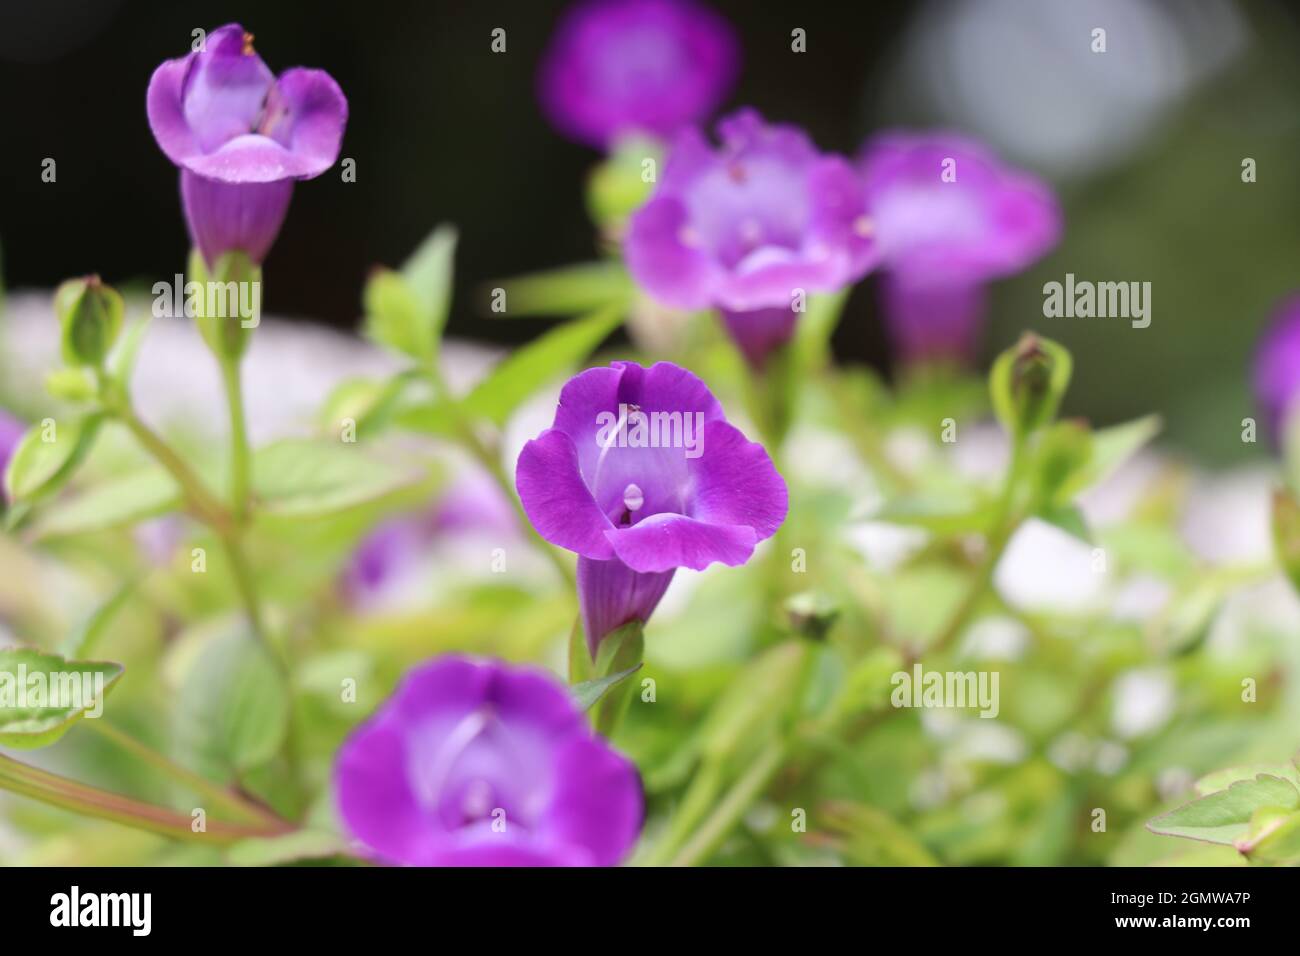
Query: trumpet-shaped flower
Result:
<box><xmin>516</xmin><ymin>361</ymin><xmax>787</xmax><ymax>651</ymax></box>
<box><xmin>335</xmin><ymin>656</ymin><xmax>642</xmax><ymax>866</ymax></box>
<box><xmin>147</xmin><ymin>23</ymin><xmax>347</xmax><ymax>266</ymax></box>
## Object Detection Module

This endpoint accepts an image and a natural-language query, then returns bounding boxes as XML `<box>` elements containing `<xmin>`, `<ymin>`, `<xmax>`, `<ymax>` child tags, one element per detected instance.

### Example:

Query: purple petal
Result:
<box><xmin>626</xmin><ymin>108</ymin><xmax>877</xmax><ymax>313</ymax></box>
<box><xmin>537</xmin><ymin>0</ymin><xmax>739</xmax><ymax>149</ymax></box>
<box><xmin>860</xmin><ymin>129</ymin><xmax>1061</xmax><ymax>282</ymax></box>
<box><xmin>623</xmin><ymin>196</ymin><xmax>721</xmax><ymax>309</ymax></box>
<box><xmin>879</xmin><ymin>273</ymin><xmax>989</xmax><ymax>364</ymax></box>
<box><xmin>516</xmin><ymin>428</ymin><xmax>616</xmax><ymax>560</ymax></box>
<box><xmin>181</xmin><ymin>169</ymin><xmax>293</xmax><ymax>265</ymax></box>
<box><xmin>689</xmin><ymin>419</ymin><xmax>788</xmax><ymax>540</ymax></box>
<box><xmin>577</xmin><ymin>554</ymin><xmax>675</xmax><ymax>653</ymax></box>
<box><xmin>255</xmin><ymin>67</ymin><xmax>347</xmax><ymax>177</ymax></box>
<box><xmin>0</xmin><ymin>410</ymin><xmax>24</xmax><ymax>504</ymax></box>
<box><xmin>606</xmin><ymin>512</ymin><xmax>758</xmax><ymax>572</ymax></box>
<box><xmin>1254</xmin><ymin>293</ymin><xmax>1300</xmax><ymax>445</ymax></box>
<box><xmin>541</xmin><ymin>736</ymin><xmax>644</xmax><ymax>865</ymax></box>
<box><xmin>334</xmin><ymin>655</ymin><xmax>643</xmax><ymax>867</ymax></box>
<box><xmin>181</xmin><ymin>25</ymin><xmax>275</xmax><ymax>153</ymax></box>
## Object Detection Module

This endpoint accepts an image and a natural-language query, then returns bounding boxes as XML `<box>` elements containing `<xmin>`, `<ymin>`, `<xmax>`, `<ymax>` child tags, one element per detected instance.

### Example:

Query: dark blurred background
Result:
<box><xmin>3</xmin><ymin>0</ymin><xmax>1300</xmax><ymax>462</ymax></box>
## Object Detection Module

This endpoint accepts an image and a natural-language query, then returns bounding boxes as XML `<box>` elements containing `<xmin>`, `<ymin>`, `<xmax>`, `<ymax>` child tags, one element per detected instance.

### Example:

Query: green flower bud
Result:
<box><xmin>990</xmin><ymin>332</ymin><xmax>1073</xmax><ymax>439</ymax></box>
<box><xmin>54</xmin><ymin>275</ymin><xmax>123</xmax><ymax>368</ymax></box>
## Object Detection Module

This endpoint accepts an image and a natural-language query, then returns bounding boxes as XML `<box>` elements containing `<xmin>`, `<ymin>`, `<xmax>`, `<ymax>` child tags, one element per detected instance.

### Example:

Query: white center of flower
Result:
<box><xmin>623</xmin><ymin>483</ymin><xmax>645</xmax><ymax>513</ymax></box>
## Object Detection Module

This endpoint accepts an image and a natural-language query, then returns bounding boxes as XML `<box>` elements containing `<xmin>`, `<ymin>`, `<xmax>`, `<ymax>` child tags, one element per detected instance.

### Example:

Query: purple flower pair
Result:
<box><xmin>516</xmin><ymin>360</ymin><xmax>787</xmax><ymax>653</ymax></box>
<box><xmin>147</xmin><ymin>23</ymin><xmax>347</xmax><ymax>266</ymax></box>
<box><xmin>334</xmin><ymin>655</ymin><xmax>642</xmax><ymax>866</ymax></box>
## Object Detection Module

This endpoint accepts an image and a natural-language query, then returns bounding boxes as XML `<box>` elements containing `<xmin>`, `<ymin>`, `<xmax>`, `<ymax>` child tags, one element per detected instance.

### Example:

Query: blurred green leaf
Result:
<box><xmin>252</xmin><ymin>439</ymin><xmax>423</xmax><ymax>518</ymax></box>
<box><xmin>0</xmin><ymin>647</ymin><xmax>123</xmax><ymax>749</ymax></box>
<box><xmin>28</xmin><ymin>466</ymin><xmax>179</xmax><ymax>540</ymax></box>
<box><xmin>460</xmin><ymin>306</ymin><xmax>623</xmax><ymax>426</ymax></box>
<box><xmin>1055</xmin><ymin>414</ymin><xmax>1161</xmax><ymax>503</ymax></box>
<box><xmin>572</xmin><ymin>663</ymin><xmax>643</xmax><ymax>713</ymax></box>
<box><xmin>174</xmin><ymin>628</ymin><xmax>288</xmax><ymax>783</ymax></box>
<box><xmin>820</xmin><ymin>800</ymin><xmax>939</xmax><ymax>866</ymax></box>
<box><xmin>1148</xmin><ymin>773</ymin><xmax>1299</xmax><ymax>846</ymax></box>
<box><xmin>363</xmin><ymin>269</ymin><xmax>429</xmax><ymax>362</ymax></box>
<box><xmin>400</xmin><ymin>224</ymin><xmax>457</xmax><ymax>354</ymax></box>
<box><xmin>488</xmin><ymin>261</ymin><xmax>633</xmax><ymax>318</ymax></box>
<box><xmin>3</xmin><ymin>412</ymin><xmax>105</xmax><ymax>506</ymax></box>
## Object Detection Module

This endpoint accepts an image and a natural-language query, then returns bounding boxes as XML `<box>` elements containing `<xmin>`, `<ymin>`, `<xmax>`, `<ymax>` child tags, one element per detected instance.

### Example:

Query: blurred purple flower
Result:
<box><xmin>538</xmin><ymin>0</ymin><xmax>739</xmax><ymax>150</ymax></box>
<box><xmin>334</xmin><ymin>655</ymin><xmax>642</xmax><ymax>866</ymax></box>
<box><xmin>147</xmin><ymin>23</ymin><xmax>347</xmax><ymax>266</ymax></box>
<box><xmin>516</xmin><ymin>361</ymin><xmax>786</xmax><ymax>653</ymax></box>
<box><xmin>626</xmin><ymin>109</ymin><xmax>877</xmax><ymax>367</ymax></box>
<box><xmin>1253</xmin><ymin>294</ymin><xmax>1300</xmax><ymax>445</ymax></box>
<box><xmin>859</xmin><ymin>131</ymin><xmax>1061</xmax><ymax>363</ymax></box>
<box><xmin>343</xmin><ymin>475</ymin><xmax>519</xmax><ymax>605</ymax></box>
<box><xmin>0</xmin><ymin>410</ymin><xmax>24</xmax><ymax>503</ymax></box>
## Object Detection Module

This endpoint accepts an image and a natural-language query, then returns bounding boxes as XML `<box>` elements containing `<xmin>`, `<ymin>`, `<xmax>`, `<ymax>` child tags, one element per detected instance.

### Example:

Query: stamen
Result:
<box><xmin>242</xmin><ymin>32</ymin><xmax>256</xmax><ymax>56</ymax></box>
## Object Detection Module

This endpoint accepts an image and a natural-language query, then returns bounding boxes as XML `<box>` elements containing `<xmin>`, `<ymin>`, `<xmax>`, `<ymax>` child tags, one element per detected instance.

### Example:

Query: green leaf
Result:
<box><xmin>591</xmin><ymin>621</ymin><xmax>645</xmax><ymax>736</ymax></box>
<box><xmin>1037</xmin><ymin>503</ymin><xmax>1090</xmax><ymax>543</ymax></box>
<box><xmin>1194</xmin><ymin>761</ymin><xmax>1300</xmax><ymax>795</ymax></box>
<box><xmin>0</xmin><ymin>647</ymin><xmax>124</xmax><ymax>748</ymax></box>
<box><xmin>173</xmin><ymin>627</ymin><xmax>289</xmax><ymax>783</ymax></box>
<box><xmin>108</xmin><ymin>315</ymin><xmax>152</xmax><ymax>389</ymax></box>
<box><xmin>460</xmin><ymin>306</ymin><xmax>623</xmax><ymax>426</ymax></box>
<box><xmin>1055</xmin><ymin>414</ymin><xmax>1161</xmax><ymax>503</ymax></box>
<box><xmin>252</xmin><ymin>439</ymin><xmax>423</xmax><ymax>518</ymax></box>
<box><xmin>572</xmin><ymin>663</ymin><xmax>643</xmax><ymax>712</ymax></box>
<box><xmin>489</xmin><ymin>261</ymin><xmax>633</xmax><ymax>318</ymax></box>
<box><xmin>62</xmin><ymin>581</ymin><xmax>138</xmax><ymax>658</ymax></box>
<box><xmin>1238</xmin><ymin>808</ymin><xmax>1300</xmax><ymax>863</ymax></box>
<box><xmin>364</xmin><ymin>269</ymin><xmax>429</xmax><ymax>361</ymax></box>
<box><xmin>3</xmin><ymin>412</ymin><xmax>105</xmax><ymax>505</ymax></box>
<box><xmin>27</xmin><ymin>466</ymin><xmax>179</xmax><ymax>540</ymax></box>
<box><xmin>400</xmin><ymin>224</ymin><xmax>457</xmax><ymax>350</ymax></box>
<box><xmin>1147</xmin><ymin>773</ymin><xmax>1300</xmax><ymax>846</ymax></box>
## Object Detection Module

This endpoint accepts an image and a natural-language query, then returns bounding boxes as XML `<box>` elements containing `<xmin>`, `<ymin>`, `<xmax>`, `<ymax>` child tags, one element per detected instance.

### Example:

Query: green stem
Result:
<box><xmin>114</xmin><ymin>407</ymin><xmax>231</xmax><ymax>534</ymax></box>
<box><xmin>84</xmin><ymin>720</ymin><xmax>286</xmax><ymax>829</ymax></box>
<box><xmin>219</xmin><ymin>355</ymin><xmax>252</xmax><ymax>522</ymax></box>
<box><xmin>926</xmin><ymin>435</ymin><xmax>1026</xmax><ymax>658</ymax></box>
<box><xmin>668</xmin><ymin>739</ymin><xmax>788</xmax><ymax>867</ymax></box>
<box><xmin>426</xmin><ymin>365</ymin><xmax>575</xmax><ymax>587</ymax></box>
<box><xmin>0</xmin><ymin>752</ymin><xmax>289</xmax><ymax>845</ymax></box>
<box><xmin>110</xmin><ymin>404</ymin><xmax>269</xmax><ymax>646</ymax></box>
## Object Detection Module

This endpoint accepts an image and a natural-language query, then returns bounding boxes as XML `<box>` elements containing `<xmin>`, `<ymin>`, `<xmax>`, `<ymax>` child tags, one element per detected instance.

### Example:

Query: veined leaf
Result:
<box><xmin>3</xmin><ymin>412</ymin><xmax>105</xmax><ymax>505</ymax></box>
<box><xmin>1147</xmin><ymin>773</ymin><xmax>1300</xmax><ymax>846</ymax></box>
<box><xmin>0</xmin><ymin>647</ymin><xmax>124</xmax><ymax>748</ymax></box>
<box><xmin>460</xmin><ymin>306</ymin><xmax>623</xmax><ymax>426</ymax></box>
<box><xmin>252</xmin><ymin>439</ymin><xmax>423</xmax><ymax>518</ymax></box>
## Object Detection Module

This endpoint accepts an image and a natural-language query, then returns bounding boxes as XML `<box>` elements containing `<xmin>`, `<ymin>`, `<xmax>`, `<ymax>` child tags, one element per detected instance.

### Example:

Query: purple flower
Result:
<box><xmin>0</xmin><ymin>410</ymin><xmax>24</xmax><ymax>503</ymax></box>
<box><xmin>1253</xmin><ymin>294</ymin><xmax>1300</xmax><ymax>445</ymax></box>
<box><xmin>859</xmin><ymin>131</ymin><xmax>1061</xmax><ymax>362</ymax></box>
<box><xmin>626</xmin><ymin>109</ymin><xmax>878</xmax><ymax>367</ymax></box>
<box><xmin>538</xmin><ymin>0</ymin><xmax>739</xmax><ymax>150</ymax></box>
<box><xmin>515</xmin><ymin>361</ymin><xmax>787</xmax><ymax>652</ymax></box>
<box><xmin>147</xmin><ymin>23</ymin><xmax>347</xmax><ymax>266</ymax></box>
<box><xmin>334</xmin><ymin>655</ymin><xmax>642</xmax><ymax>866</ymax></box>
